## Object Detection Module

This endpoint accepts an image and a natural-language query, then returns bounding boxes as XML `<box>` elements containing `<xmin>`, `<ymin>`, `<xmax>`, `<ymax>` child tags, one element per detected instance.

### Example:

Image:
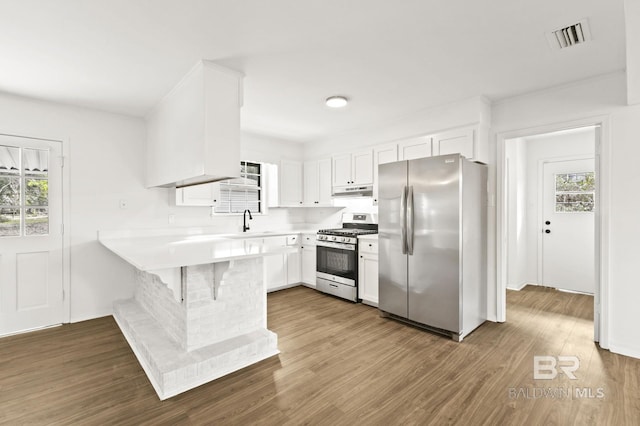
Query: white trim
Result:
<box><xmin>496</xmin><ymin>115</ymin><xmax>610</xmax><ymax>349</ymax></box>
<box><xmin>609</xmin><ymin>341</ymin><xmax>640</xmax><ymax>360</ymax></box>
<box><xmin>506</xmin><ymin>281</ymin><xmax>529</xmax><ymax>291</ymax></box>
<box><xmin>0</xmin><ymin>130</ymin><xmax>72</xmax><ymax>326</ymax></box>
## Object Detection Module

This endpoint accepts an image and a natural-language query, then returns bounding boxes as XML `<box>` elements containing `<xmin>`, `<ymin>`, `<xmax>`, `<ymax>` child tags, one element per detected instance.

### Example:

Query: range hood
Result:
<box><xmin>332</xmin><ymin>184</ymin><xmax>373</xmax><ymax>197</ymax></box>
<box><xmin>146</xmin><ymin>60</ymin><xmax>244</xmax><ymax>189</ymax></box>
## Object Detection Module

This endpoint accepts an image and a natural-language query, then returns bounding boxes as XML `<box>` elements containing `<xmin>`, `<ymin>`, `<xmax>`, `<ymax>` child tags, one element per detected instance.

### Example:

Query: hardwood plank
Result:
<box><xmin>0</xmin><ymin>285</ymin><xmax>638</xmax><ymax>425</ymax></box>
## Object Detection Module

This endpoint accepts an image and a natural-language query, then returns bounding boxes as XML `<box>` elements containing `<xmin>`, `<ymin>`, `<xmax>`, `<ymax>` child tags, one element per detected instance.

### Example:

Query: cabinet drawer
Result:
<box><xmin>301</xmin><ymin>233</ymin><xmax>316</xmax><ymax>246</ymax></box>
<box><xmin>286</xmin><ymin>234</ymin><xmax>299</xmax><ymax>246</ymax></box>
<box><xmin>359</xmin><ymin>240</ymin><xmax>378</xmax><ymax>254</ymax></box>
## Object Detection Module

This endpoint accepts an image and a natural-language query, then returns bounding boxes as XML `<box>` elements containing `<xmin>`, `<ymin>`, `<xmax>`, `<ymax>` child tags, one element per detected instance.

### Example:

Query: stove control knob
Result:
<box><xmin>341</xmin><ymin>237</ymin><xmax>348</xmax><ymax>242</ymax></box>
<box><xmin>331</xmin><ymin>236</ymin><xmax>337</xmax><ymax>241</ymax></box>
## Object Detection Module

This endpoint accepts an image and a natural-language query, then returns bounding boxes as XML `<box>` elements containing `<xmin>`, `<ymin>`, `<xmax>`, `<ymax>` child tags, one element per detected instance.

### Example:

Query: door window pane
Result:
<box><xmin>25</xmin><ymin>178</ymin><xmax>48</xmax><ymax>206</ymax></box>
<box><xmin>25</xmin><ymin>208</ymin><xmax>48</xmax><ymax>236</ymax></box>
<box><xmin>0</xmin><ymin>145</ymin><xmax>20</xmax><ymax>174</ymax></box>
<box><xmin>0</xmin><ymin>145</ymin><xmax>51</xmax><ymax>237</ymax></box>
<box><xmin>23</xmin><ymin>148</ymin><xmax>48</xmax><ymax>176</ymax></box>
<box><xmin>0</xmin><ymin>176</ymin><xmax>20</xmax><ymax>206</ymax></box>
<box><xmin>555</xmin><ymin>172</ymin><xmax>595</xmax><ymax>213</ymax></box>
<box><xmin>0</xmin><ymin>208</ymin><xmax>20</xmax><ymax>236</ymax></box>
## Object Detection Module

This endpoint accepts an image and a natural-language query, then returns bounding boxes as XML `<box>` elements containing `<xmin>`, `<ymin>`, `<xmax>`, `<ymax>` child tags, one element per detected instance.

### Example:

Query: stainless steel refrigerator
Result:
<box><xmin>378</xmin><ymin>154</ymin><xmax>487</xmax><ymax>341</ymax></box>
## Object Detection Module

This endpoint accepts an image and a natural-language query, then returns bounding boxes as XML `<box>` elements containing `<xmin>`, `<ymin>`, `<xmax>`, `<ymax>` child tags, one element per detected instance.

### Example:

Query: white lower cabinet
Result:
<box><xmin>264</xmin><ymin>235</ymin><xmax>302</xmax><ymax>292</ymax></box>
<box><xmin>358</xmin><ymin>238</ymin><xmax>379</xmax><ymax>306</ymax></box>
<box><xmin>301</xmin><ymin>234</ymin><xmax>317</xmax><ymax>287</ymax></box>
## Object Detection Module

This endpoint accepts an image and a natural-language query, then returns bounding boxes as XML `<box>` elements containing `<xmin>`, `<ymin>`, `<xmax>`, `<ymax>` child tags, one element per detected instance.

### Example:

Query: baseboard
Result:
<box><xmin>506</xmin><ymin>281</ymin><xmax>530</xmax><ymax>291</ymax></box>
<box><xmin>609</xmin><ymin>341</ymin><xmax>640</xmax><ymax>360</ymax></box>
<box><xmin>70</xmin><ymin>309</ymin><xmax>114</xmax><ymax>324</ymax></box>
<box><xmin>267</xmin><ymin>283</ymin><xmax>301</xmax><ymax>293</ymax></box>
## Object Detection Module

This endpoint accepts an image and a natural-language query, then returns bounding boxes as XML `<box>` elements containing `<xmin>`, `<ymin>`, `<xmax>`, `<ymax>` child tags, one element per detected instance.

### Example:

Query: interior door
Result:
<box><xmin>0</xmin><ymin>135</ymin><xmax>64</xmax><ymax>335</ymax></box>
<box><xmin>541</xmin><ymin>158</ymin><xmax>595</xmax><ymax>293</ymax></box>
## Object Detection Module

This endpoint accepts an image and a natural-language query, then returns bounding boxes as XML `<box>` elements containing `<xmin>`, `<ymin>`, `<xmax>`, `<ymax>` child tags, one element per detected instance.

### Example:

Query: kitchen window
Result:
<box><xmin>214</xmin><ymin>161</ymin><xmax>262</xmax><ymax>214</ymax></box>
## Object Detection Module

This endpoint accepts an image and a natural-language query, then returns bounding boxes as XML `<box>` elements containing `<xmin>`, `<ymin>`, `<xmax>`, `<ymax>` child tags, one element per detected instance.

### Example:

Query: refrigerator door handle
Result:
<box><xmin>401</xmin><ymin>185</ymin><xmax>407</xmax><ymax>254</ymax></box>
<box><xmin>407</xmin><ymin>185</ymin><xmax>414</xmax><ymax>255</ymax></box>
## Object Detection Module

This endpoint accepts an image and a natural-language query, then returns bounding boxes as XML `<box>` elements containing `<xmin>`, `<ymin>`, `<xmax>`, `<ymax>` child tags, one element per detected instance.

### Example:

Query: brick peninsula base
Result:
<box><xmin>113</xmin><ymin>257</ymin><xmax>279</xmax><ymax>400</ymax></box>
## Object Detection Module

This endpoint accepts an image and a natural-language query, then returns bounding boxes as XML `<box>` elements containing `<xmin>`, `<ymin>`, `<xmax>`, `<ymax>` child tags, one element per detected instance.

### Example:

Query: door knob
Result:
<box><xmin>545</xmin><ymin>229</ymin><xmax>551</xmax><ymax>234</ymax></box>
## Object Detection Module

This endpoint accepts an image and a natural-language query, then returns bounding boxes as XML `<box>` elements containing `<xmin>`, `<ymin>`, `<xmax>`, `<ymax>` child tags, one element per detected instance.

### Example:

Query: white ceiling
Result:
<box><xmin>0</xmin><ymin>0</ymin><xmax>626</xmax><ymax>142</ymax></box>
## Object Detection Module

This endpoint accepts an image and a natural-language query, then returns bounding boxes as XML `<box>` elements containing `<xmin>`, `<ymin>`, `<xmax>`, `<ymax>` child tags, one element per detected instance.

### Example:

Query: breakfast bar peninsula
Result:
<box><xmin>99</xmin><ymin>229</ymin><xmax>294</xmax><ymax>400</ymax></box>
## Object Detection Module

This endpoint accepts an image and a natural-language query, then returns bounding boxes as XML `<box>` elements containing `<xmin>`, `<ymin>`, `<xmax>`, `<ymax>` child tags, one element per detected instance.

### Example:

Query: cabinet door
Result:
<box><xmin>263</xmin><ymin>237</ymin><xmax>287</xmax><ymax>291</ymax></box>
<box><xmin>175</xmin><ymin>182</ymin><xmax>218</xmax><ymax>206</ymax></box>
<box><xmin>332</xmin><ymin>154</ymin><xmax>352</xmax><ymax>186</ymax></box>
<box><xmin>432</xmin><ymin>128</ymin><xmax>474</xmax><ymax>159</ymax></box>
<box><xmin>264</xmin><ymin>254</ymin><xmax>286</xmax><ymax>292</ymax></box>
<box><xmin>373</xmin><ymin>144</ymin><xmax>398</xmax><ymax>203</ymax></box>
<box><xmin>287</xmin><ymin>250</ymin><xmax>301</xmax><ymax>285</ymax></box>
<box><xmin>352</xmin><ymin>150</ymin><xmax>373</xmax><ymax>185</ymax></box>
<box><xmin>358</xmin><ymin>253</ymin><xmax>379</xmax><ymax>305</ymax></box>
<box><xmin>317</xmin><ymin>158</ymin><xmax>333</xmax><ymax>205</ymax></box>
<box><xmin>279</xmin><ymin>160</ymin><xmax>303</xmax><ymax>206</ymax></box>
<box><xmin>302</xmin><ymin>246</ymin><xmax>316</xmax><ymax>286</ymax></box>
<box><xmin>398</xmin><ymin>137</ymin><xmax>432</xmax><ymax>161</ymax></box>
<box><xmin>303</xmin><ymin>160</ymin><xmax>319</xmax><ymax>206</ymax></box>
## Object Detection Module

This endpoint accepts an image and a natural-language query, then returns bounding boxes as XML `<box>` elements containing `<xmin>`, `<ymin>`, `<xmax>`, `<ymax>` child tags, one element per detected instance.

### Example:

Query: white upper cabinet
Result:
<box><xmin>279</xmin><ymin>160</ymin><xmax>303</xmax><ymax>206</ymax></box>
<box><xmin>432</xmin><ymin>127</ymin><xmax>475</xmax><ymax>159</ymax></box>
<box><xmin>352</xmin><ymin>150</ymin><xmax>373</xmax><ymax>185</ymax></box>
<box><xmin>146</xmin><ymin>60</ymin><xmax>244</xmax><ymax>188</ymax></box>
<box><xmin>175</xmin><ymin>182</ymin><xmax>221</xmax><ymax>206</ymax></box>
<box><xmin>332</xmin><ymin>150</ymin><xmax>373</xmax><ymax>187</ymax></box>
<box><xmin>373</xmin><ymin>144</ymin><xmax>398</xmax><ymax>203</ymax></box>
<box><xmin>398</xmin><ymin>136</ymin><xmax>432</xmax><ymax>161</ymax></box>
<box><xmin>304</xmin><ymin>158</ymin><xmax>332</xmax><ymax>206</ymax></box>
<box><xmin>332</xmin><ymin>153</ymin><xmax>352</xmax><ymax>186</ymax></box>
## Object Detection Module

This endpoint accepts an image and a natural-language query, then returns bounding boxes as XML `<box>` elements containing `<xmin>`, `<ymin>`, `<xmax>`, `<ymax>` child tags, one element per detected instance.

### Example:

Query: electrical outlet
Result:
<box><xmin>119</xmin><ymin>199</ymin><xmax>128</xmax><ymax>209</ymax></box>
<box><xmin>168</xmin><ymin>214</ymin><xmax>176</xmax><ymax>224</ymax></box>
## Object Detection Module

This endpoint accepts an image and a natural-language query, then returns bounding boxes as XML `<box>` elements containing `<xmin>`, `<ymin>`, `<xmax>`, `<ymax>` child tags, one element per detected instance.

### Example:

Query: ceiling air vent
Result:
<box><xmin>546</xmin><ymin>19</ymin><xmax>592</xmax><ymax>50</ymax></box>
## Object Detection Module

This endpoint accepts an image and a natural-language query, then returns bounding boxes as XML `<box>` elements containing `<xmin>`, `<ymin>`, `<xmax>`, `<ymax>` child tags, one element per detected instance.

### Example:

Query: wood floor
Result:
<box><xmin>1</xmin><ymin>285</ymin><xmax>639</xmax><ymax>425</ymax></box>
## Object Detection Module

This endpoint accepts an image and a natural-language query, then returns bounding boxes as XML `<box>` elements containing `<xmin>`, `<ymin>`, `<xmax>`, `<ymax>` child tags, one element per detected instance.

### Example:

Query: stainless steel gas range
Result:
<box><xmin>316</xmin><ymin>213</ymin><xmax>378</xmax><ymax>302</ymax></box>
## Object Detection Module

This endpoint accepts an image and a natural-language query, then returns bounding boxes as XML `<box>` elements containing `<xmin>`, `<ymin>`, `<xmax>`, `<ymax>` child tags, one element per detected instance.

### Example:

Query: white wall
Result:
<box><xmin>0</xmin><ymin>91</ymin><xmax>306</xmax><ymax>322</ymax></box>
<box><xmin>493</xmin><ymin>71</ymin><xmax>640</xmax><ymax>359</ymax></box>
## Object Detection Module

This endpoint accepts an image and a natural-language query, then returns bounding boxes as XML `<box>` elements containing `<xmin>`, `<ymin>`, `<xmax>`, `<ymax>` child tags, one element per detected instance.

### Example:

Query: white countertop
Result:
<box><xmin>99</xmin><ymin>233</ymin><xmax>298</xmax><ymax>271</ymax></box>
<box><xmin>358</xmin><ymin>234</ymin><xmax>379</xmax><ymax>241</ymax></box>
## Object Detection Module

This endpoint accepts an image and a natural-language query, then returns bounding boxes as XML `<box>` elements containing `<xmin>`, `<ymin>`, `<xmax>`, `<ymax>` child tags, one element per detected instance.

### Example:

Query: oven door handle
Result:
<box><xmin>401</xmin><ymin>185</ymin><xmax>408</xmax><ymax>254</ymax></box>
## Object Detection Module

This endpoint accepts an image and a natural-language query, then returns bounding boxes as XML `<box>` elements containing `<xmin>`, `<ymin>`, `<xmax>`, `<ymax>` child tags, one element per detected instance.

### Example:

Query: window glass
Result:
<box><xmin>0</xmin><ymin>208</ymin><xmax>20</xmax><ymax>236</ymax></box>
<box><xmin>0</xmin><ymin>145</ymin><xmax>50</xmax><ymax>237</ymax></box>
<box><xmin>214</xmin><ymin>161</ymin><xmax>262</xmax><ymax>214</ymax></box>
<box><xmin>555</xmin><ymin>172</ymin><xmax>595</xmax><ymax>212</ymax></box>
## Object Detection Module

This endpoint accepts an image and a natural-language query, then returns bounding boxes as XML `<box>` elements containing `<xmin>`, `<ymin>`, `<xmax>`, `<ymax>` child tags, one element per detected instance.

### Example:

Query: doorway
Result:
<box><xmin>502</xmin><ymin>125</ymin><xmax>599</xmax><ymax>339</ymax></box>
<box><xmin>0</xmin><ymin>134</ymin><xmax>65</xmax><ymax>336</ymax></box>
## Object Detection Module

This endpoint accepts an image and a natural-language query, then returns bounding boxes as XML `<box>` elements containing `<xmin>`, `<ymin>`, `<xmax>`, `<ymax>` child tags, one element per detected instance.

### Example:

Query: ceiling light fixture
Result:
<box><xmin>326</xmin><ymin>96</ymin><xmax>348</xmax><ymax>108</ymax></box>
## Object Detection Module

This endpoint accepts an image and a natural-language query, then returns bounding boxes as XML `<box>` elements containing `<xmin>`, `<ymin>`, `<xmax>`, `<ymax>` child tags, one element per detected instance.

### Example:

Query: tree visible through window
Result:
<box><xmin>214</xmin><ymin>161</ymin><xmax>262</xmax><ymax>214</ymax></box>
<box><xmin>555</xmin><ymin>171</ymin><xmax>595</xmax><ymax>213</ymax></box>
<box><xmin>0</xmin><ymin>145</ymin><xmax>50</xmax><ymax>236</ymax></box>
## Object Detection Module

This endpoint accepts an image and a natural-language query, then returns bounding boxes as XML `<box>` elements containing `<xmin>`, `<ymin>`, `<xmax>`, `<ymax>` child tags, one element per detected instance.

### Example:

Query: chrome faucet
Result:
<box><xmin>243</xmin><ymin>209</ymin><xmax>253</xmax><ymax>232</ymax></box>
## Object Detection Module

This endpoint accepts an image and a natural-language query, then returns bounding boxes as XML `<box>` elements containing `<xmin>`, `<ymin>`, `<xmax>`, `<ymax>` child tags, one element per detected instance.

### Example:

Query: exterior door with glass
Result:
<box><xmin>541</xmin><ymin>158</ymin><xmax>595</xmax><ymax>294</ymax></box>
<box><xmin>0</xmin><ymin>135</ymin><xmax>64</xmax><ymax>335</ymax></box>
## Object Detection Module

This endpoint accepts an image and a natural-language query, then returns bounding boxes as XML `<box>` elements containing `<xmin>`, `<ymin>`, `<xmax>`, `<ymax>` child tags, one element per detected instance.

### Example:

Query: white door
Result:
<box><xmin>0</xmin><ymin>135</ymin><xmax>64</xmax><ymax>335</ymax></box>
<box><xmin>541</xmin><ymin>158</ymin><xmax>595</xmax><ymax>293</ymax></box>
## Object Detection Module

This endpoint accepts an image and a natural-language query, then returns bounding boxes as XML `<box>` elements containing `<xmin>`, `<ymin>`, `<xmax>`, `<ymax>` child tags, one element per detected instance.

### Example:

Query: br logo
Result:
<box><xmin>533</xmin><ymin>355</ymin><xmax>579</xmax><ymax>380</ymax></box>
